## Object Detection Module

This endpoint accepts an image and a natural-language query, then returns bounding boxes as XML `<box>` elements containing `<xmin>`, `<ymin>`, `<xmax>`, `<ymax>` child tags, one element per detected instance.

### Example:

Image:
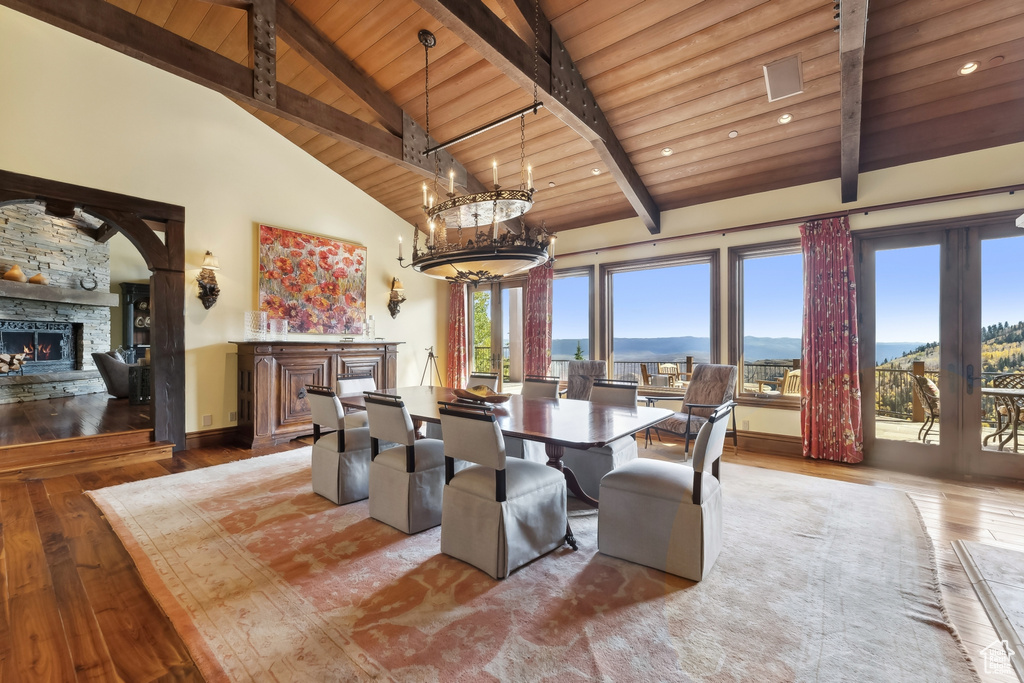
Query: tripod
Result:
<box><xmin>420</xmin><ymin>346</ymin><xmax>444</xmax><ymax>386</ymax></box>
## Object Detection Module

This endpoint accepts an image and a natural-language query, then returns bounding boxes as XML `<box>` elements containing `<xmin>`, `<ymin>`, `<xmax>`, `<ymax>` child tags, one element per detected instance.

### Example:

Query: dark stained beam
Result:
<box><xmin>0</xmin><ymin>169</ymin><xmax>183</xmax><ymax>222</ymax></box>
<box><xmin>839</xmin><ymin>0</ymin><xmax>869</xmax><ymax>203</ymax></box>
<box><xmin>412</xmin><ymin>0</ymin><xmax>661</xmax><ymax>233</ymax></box>
<box><xmin>492</xmin><ymin>0</ymin><xmax>550</xmax><ymax>61</ymax></box>
<box><xmin>275</xmin><ymin>1</ymin><xmax>403</xmax><ymax>135</ymax></box>
<box><xmin>94</xmin><ymin>222</ymin><xmax>118</xmax><ymax>244</ymax></box>
<box><xmin>42</xmin><ymin>198</ymin><xmax>76</xmax><ymax>218</ymax></box>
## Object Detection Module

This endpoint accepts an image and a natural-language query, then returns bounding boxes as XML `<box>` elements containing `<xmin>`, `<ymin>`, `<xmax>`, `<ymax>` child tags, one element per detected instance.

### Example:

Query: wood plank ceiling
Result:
<box><xmin>77</xmin><ymin>0</ymin><xmax>1024</xmax><ymax>233</ymax></box>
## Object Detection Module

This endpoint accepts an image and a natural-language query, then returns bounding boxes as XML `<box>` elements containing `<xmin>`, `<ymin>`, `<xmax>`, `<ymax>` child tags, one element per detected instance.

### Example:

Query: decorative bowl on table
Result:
<box><xmin>452</xmin><ymin>385</ymin><xmax>512</xmax><ymax>404</ymax></box>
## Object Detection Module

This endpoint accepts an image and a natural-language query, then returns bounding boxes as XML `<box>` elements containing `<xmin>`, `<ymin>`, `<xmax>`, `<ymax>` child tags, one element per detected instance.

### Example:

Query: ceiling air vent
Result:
<box><xmin>763</xmin><ymin>55</ymin><xmax>804</xmax><ymax>102</ymax></box>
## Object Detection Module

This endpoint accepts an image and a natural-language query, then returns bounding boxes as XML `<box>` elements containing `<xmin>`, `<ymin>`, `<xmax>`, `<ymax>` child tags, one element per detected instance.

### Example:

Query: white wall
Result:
<box><xmin>554</xmin><ymin>143</ymin><xmax>1024</xmax><ymax>436</ymax></box>
<box><xmin>0</xmin><ymin>7</ymin><xmax>446</xmax><ymax>434</ymax></box>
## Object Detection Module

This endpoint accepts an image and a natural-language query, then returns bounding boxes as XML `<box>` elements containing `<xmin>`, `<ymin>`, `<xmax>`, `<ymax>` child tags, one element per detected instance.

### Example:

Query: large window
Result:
<box><xmin>551</xmin><ymin>267</ymin><xmax>593</xmax><ymax>378</ymax></box>
<box><xmin>729</xmin><ymin>242</ymin><xmax>803</xmax><ymax>403</ymax></box>
<box><xmin>602</xmin><ymin>252</ymin><xmax>719</xmax><ymax>385</ymax></box>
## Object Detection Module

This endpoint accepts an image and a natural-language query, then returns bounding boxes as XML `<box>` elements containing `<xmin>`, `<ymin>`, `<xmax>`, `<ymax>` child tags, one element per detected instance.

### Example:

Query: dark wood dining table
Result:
<box><xmin>338</xmin><ymin>385</ymin><xmax>673</xmax><ymax>548</ymax></box>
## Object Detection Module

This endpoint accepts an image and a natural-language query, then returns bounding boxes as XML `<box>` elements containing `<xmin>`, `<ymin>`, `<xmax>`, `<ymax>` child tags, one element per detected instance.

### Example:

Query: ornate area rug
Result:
<box><xmin>89</xmin><ymin>449</ymin><xmax>977</xmax><ymax>682</ymax></box>
<box><xmin>953</xmin><ymin>541</ymin><xmax>1024</xmax><ymax>681</ymax></box>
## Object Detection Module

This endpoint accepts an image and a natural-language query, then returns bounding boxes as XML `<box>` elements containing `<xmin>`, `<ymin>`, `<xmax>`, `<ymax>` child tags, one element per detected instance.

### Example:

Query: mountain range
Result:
<box><xmin>552</xmin><ymin>337</ymin><xmax>928</xmax><ymax>365</ymax></box>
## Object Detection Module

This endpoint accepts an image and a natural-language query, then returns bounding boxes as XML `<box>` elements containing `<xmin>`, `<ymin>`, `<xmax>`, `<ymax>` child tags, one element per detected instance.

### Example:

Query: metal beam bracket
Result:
<box><xmin>250</xmin><ymin>0</ymin><xmax>277</xmax><ymax>106</ymax></box>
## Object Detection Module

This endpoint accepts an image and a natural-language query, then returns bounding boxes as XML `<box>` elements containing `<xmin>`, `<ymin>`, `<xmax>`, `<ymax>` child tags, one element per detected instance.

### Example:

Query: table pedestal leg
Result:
<box><xmin>545</xmin><ymin>442</ymin><xmax>600</xmax><ymax>551</ymax></box>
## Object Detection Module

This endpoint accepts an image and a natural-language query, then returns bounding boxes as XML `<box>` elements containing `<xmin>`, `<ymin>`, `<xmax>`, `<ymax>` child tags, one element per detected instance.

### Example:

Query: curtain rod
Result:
<box><xmin>556</xmin><ymin>183</ymin><xmax>1024</xmax><ymax>259</ymax></box>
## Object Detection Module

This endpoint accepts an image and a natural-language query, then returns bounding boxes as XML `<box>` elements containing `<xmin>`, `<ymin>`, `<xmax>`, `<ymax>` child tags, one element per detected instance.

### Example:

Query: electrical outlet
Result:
<box><xmin>202</xmin><ymin>414</ymin><xmax>213</xmax><ymax>427</ymax></box>
<box><xmin>741</xmin><ymin>420</ymin><xmax>750</xmax><ymax>431</ymax></box>
<box><xmin>229</xmin><ymin>411</ymin><xmax>237</xmax><ymax>422</ymax></box>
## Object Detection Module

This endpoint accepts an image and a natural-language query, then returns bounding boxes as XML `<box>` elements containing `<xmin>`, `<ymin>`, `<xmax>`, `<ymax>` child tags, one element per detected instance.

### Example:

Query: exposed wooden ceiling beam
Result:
<box><xmin>95</xmin><ymin>222</ymin><xmax>119</xmax><ymax>244</ymax></box>
<box><xmin>492</xmin><ymin>0</ymin><xmax>550</xmax><ymax>62</ymax></box>
<box><xmin>1</xmin><ymin>0</ymin><xmax>485</xmax><ymax>199</ymax></box>
<box><xmin>275</xmin><ymin>1</ymin><xmax>403</xmax><ymax>135</ymax></box>
<box><xmin>839</xmin><ymin>0</ymin><xmax>869</xmax><ymax>203</ymax></box>
<box><xmin>412</xmin><ymin>0</ymin><xmax>661</xmax><ymax>234</ymax></box>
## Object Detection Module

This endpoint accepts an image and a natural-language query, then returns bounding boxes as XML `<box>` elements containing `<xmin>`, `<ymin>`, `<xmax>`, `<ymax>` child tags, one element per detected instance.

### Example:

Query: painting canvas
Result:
<box><xmin>258</xmin><ymin>224</ymin><xmax>366</xmax><ymax>334</ymax></box>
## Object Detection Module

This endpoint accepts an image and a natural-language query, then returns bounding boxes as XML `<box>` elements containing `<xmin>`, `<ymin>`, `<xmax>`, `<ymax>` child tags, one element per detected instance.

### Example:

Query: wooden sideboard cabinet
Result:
<box><xmin>232</xmin><ymin>340</ymin><xmax>401</xmax><ymax>448</ymax></box>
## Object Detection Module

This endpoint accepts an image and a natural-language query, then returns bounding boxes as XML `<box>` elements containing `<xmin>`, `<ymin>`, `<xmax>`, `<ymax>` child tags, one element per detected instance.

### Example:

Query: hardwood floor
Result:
<box><xmin>1</xmin><ymin>439</ymin><xmax>1022</xmax><ymax>682</ymax></box>
<box><xmin>0</xmin><ymin>394</ymin><xmax>151</xmax><ymax>447</ymax></box>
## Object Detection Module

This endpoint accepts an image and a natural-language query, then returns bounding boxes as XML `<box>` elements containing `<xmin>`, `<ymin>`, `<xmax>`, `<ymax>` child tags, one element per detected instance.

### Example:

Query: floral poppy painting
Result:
<box><xmin>258</xmin><ymin>224</ymin><xmax>367</xmax><ymax>334</ymax></box>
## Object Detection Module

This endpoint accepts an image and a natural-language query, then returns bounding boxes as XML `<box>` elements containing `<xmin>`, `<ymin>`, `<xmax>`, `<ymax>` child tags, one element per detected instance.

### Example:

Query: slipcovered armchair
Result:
<box><xmin>653</xmin><ymin>364</ymin><xmax>738</xmax><ymax>456</ymax></box>
<box><xmin>565</xmin><ymin>360</ymin><xmax>606</xmax><ymax>400</ymax></box>
<box><xmin>92</xmin><ymin>351</ymin><xmax>130</xmax><ymax>399</ymax></box>
<box><xmin>336</xmin><ymin>372</ymin><xmax>376</xmax><ymax>428</ymax></box>
<box><xmin>599</xmin><ymin>401</ymin><xmax>735</xmax><ymax>581</ymax></box>
<box><xmin>306</xmin><ymin>385</ymin><xmax>372</xmax><ymax>504</ymax></box>
<box><xmin>506</xmin><ymin>376</ymin><xmax>560</xmax><ymax>463</ymax></box>
<box><xmin>365</xmin><ymin>391</ymin><xmax>447</xmax><ymax>534</ymax></box>
<box><xmin>439</xmin><ymin>402</ymin><xmax>567</xmax><ymax>579</ymax></box>
<box><xmin>560</xmin><ymin>379</ymin><xmax>639</xmax><ymax>500</ymax></box>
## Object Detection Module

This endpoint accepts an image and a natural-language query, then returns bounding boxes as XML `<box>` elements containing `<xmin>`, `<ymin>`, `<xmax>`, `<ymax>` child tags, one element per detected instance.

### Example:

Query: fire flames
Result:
<box><xmin>22</xmin><ymin>343</ymin><xmax>54</xmax><ymax>360</ymax></box>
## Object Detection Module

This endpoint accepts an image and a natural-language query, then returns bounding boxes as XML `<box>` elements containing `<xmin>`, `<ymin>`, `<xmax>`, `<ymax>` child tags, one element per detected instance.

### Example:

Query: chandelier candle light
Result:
<box><xmin>396</xmin><ymin>26</ymin><xmax>552</xmax><ymax>284</ymax></box>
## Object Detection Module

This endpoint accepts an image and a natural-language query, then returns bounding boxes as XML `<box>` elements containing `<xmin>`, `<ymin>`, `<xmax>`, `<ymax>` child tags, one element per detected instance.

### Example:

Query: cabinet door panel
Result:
<box><xmin>338</xmin><ymin>355</ymin><xmax>382</xmax><ymax>390</ymax></box>
<box><xmin>277</xmin><ymin>358</ymin><xmax>331</xmax><ymax>425</ymax></box>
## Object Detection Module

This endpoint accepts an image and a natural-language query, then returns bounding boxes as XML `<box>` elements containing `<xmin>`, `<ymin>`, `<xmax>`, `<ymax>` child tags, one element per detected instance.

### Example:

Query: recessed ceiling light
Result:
<box><xmin>548</xmin><ymin>181</ymin><xmax>556</xmax><ymax>187</ymax></box>
<box><xmin>728</xmin><ymin>130</ymin><xmax>739</xmax><ymax>138</ymax></box>
<box><xmin>958</xmin><ymin>61</ymin><xmax>979</xmax><ymax>75</ymax></box>
<box><xmin>591</xmin><ymin>168</ymin><xmax>601</xmax><ymax>175</ymax></box>
<box><xmin>661</xmin><ymin>147</ymin><xmax>673</xmax><ymax>156</ymax></box>
<box><xmin>777</xmin><ymin>113</ymin><xmax>793</xmax><ymax>124</ymax></box>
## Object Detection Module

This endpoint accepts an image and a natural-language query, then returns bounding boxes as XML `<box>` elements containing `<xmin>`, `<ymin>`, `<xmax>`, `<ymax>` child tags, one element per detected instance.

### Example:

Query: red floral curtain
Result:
<box><xmin>446</xmin><ymin>282</ymin><xmax>468</xmax><ymax>388</ymax></box>
<box><xmin>524</xmin><ymin>264</ymin><xmax>553</xmax><ymax>377</ymax></box>
<box><xmin>800</xmin><ymin>215</ymin><xmax>864</xmax><ymax>463</ymax></box>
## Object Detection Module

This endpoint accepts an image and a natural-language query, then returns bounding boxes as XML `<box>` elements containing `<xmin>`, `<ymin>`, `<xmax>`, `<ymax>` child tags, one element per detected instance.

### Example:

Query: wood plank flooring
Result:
<box><xmin>0</xmin><ymin>395</ymin><xmax>151</xmax><ymax>447</ymax></box>
<box><xmin>1</xmin><ymin>438</ymin><xmax>1022</xmax><ymax>682</ymax></box>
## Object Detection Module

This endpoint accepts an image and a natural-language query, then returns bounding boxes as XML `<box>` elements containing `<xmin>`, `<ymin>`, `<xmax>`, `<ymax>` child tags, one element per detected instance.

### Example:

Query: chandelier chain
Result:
<box><xmin>423</xmin><ymin>37</ymin><xmax>440</xmax><ymax>195</ymax></box>
<box><xmin>532</xmin><ymin>0</ymin><xmax>540</xmax><ymax>108</ymax></box>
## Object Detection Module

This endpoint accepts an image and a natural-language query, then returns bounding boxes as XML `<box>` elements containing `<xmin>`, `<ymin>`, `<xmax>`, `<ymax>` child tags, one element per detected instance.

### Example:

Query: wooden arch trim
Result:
<box><xmin>0</xmin><ymin>168</ymin><xmax>187</xmax><ymax>451</ymax></box>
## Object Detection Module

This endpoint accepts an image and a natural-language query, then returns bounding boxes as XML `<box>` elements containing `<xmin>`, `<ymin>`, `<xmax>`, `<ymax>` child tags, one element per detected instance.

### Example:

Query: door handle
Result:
<box><xmin>966</xmin><ymin>364</ymin><xmax>974</xmax><ymax>395</ymax></box>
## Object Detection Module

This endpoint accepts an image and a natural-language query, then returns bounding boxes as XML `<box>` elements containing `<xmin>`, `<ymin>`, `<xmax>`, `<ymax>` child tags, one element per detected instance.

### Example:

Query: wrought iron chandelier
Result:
<box><xmin>397</xmin><ymin>24</ymin><xmax>552</xmax><ymax>284</ymax></box>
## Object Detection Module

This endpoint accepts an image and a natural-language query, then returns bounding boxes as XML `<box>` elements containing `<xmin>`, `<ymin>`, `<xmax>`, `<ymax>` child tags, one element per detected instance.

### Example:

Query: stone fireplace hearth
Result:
<box><xmin>0</xmin><ymin>202</ymin><xmax>113</xmax><ymax>403</ymax></box>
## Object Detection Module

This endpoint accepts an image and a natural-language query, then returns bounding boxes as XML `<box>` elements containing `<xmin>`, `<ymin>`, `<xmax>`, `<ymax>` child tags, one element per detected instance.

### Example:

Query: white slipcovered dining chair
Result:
<box><xmin>598</xmin><ymin>401</ymin><xmax>735</xmax><ymax>581</ymax></box>
<box><xmin>506</xmin><ymin>376</ymin><xmax>560</xmax><ymax>463</ymax></box>
<box><xmin>560</xmin><ymin>379</ymin><xmax>639</xmax><ymax>500</ymax></box>
<box><xmin>306</xmin><ymin>385</ymin><xmax>372</xmax><ymax>504</ymax></box>
<box><xmin>336</xmin><ymin>372</ymin><xmax>376</xmax><ymax>428</ymax></box>
<box><xmin>365</xmin><ymin>392</ymin><xmax>446</xmax><ymax>534</ymax></box>
<box><xmin>439</xmin><ymin>402</ymin><xmax>567</xmax><ymax>579</ymax></box>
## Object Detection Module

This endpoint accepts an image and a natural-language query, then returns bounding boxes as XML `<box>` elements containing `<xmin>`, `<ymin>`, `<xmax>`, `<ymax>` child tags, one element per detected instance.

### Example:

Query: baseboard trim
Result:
<box><xmin>737</xmin><ymin>430</ymin><xmax>803</xmax><ymax>458</ymax></box>
<box><xmin>185</xmin><ymin>427</ymin><xmax>236</xmax><ymax>450</ymax></box>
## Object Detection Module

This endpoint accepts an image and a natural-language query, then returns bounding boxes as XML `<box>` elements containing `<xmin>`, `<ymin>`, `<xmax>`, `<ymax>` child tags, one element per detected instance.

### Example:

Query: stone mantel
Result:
<box><xmin>0</xmin><ymin>279</ymin><xmax>118</xmax><ymax>307</ymax></box>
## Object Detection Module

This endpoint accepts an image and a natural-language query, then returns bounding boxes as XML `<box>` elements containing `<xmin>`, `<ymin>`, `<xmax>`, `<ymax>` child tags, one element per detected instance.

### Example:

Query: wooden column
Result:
<box><xmin>150</xmin><ymin>219</ymin><xmax>186</xmax><ymax>450</ymax></box>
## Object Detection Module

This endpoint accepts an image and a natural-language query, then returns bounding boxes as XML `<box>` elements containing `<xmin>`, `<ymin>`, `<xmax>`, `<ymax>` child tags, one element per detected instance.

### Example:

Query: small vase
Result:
<box><xmin>3</xmin><ymin>265</ymin><xmax>28</xmax><ymax>282</ymax></box>
<box><xmin>28</xmin><ymin>273</ymin><xmax>49</xmax><ymax>285</ymax></box>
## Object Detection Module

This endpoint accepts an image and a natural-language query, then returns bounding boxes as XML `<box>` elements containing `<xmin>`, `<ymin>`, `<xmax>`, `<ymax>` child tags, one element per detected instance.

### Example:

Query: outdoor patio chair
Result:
<box><xmin>653</xmin><ymin>364</ymin><xmax>738</xmax><ymax>456</ymax></box>
<box><xmin>986</xmin><ymin>373</ymin><xmax>1023</xmax><ymax>452</ymax></box>
<box><xmin>599</xmin><ymin>401</ymin><xmax>735</xmax><ymax>581</ymax></box>
<box><xmin>911</xmin><ymin>375</ymin><xmax>940</xmax><ymax>442</ymax></box>
<box><xmin>438</xmin><ymin>402</ymin><xmax>566</xmax><ymax>579</ymax></box>
<box><xmin>640</xmin><ymin>364</ymin><xmax>669</xmax><ymax>387</ymax></box>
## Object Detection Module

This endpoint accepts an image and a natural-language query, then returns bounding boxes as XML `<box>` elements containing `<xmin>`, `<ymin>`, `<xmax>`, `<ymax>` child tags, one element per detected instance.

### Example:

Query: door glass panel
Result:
<box><xmin>980</xmin><ymin>235</ymin><xmax>1024</xmax><ymax>453</ymax></box>
<box><xmin>471</xmin><ymin>289</ymin><xmax>493</xmax><ymax>373</ymax></box>
<box><xmin>502</xmin><ymin>286</ymin><xmax>524</xmax><ymax>391</ymax></box>
<box><xmin>874</xmin><ymin>245</ymin><xmax>941</xmax><ymax>444</ymax></box>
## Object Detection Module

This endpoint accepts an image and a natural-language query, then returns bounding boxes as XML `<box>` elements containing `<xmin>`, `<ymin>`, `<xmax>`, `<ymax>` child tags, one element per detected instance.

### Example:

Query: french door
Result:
<box><xmin>858</xmin><ymin>211</ymin><xmax>1024</xmax><ymax>480</ymax></box>
<box><xmin>469</xmin><ymin>279</ymin><xmax>526</xmax><ymax>391</ymax></box>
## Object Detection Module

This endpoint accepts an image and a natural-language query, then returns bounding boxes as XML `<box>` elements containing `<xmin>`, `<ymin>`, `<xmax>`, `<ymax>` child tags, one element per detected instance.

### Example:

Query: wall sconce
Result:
<box><xmin>196</xmin><ymin>251</ymin><xmax>221</xmax><ymax>309</ymax></box>
<box><xmin>388</xmin><ymin>277</ymin><xmax>406</xmax><ymax>318</ymax></box>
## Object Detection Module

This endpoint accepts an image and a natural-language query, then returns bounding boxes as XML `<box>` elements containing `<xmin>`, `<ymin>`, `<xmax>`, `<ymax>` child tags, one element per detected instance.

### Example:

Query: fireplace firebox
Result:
<box><xmin>0</xmin><ymin>321</ymin><xmax>76</xmax><ymax>374</ymax></box>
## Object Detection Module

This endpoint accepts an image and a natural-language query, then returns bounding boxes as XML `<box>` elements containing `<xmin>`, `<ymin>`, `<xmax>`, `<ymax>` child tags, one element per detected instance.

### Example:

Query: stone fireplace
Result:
<box><xmin>0</xmin><ymin>202</ymin><xmax>112</xmax><ymax>403</ymax></box>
